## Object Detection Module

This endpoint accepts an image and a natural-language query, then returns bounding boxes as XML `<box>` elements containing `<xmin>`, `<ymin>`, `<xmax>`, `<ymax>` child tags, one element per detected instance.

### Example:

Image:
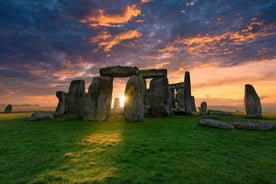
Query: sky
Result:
<box><xmin>0</xmin><ymin>0</ymin><xmax>276</xmax><ymax>109</ymax></box>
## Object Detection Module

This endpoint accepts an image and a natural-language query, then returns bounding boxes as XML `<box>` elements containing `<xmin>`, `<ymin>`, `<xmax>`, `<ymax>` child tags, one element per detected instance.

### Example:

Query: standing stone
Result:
<box><xmin>168</xmin><ymin>89</ymin><xmax>174</xmax><ymax>115</ymax></box>
<box><xmin>169</xmin><ymin>89</ymin><xmax>176</xmax><ymax>108</ymax></box>
<box><xmin>55</xmin><ymin>91</ymin><xmax>67</xmax><ymax>115</ymax></box>
<box><xmin>4</xmin><ymin>104</ymin><xmax>12</xmax><ymax>113</ymax></box>
<box><xmin>124</xmin><ymin>75</ymin><xmax>144</xmax><ymax>121</ymax></box>
<box><xmin>149</xmin><ymin>77</ymin><xmax>170</xmax><ymax>117</ymax></box>
<box><xmin>114</xmin><ymin>98</ymin><xmax>120</xmax><ymax>108</ymax></box>
<box><xmin>244</xmin><ymin>84</ymin><xmax>262</xmax><ymax>118</ymax></box>
<box><xmin>144</xmin><ymin>88</ymin><xmax>151</xmax><ymax>116</ymax></box>
<box><xmin>184</xmin><ymin>71</ymin><xmax>193</xmax><ymax>114</ymax></box>
<box><xmin>87</xmin><ymin>76</ymin><xmax>113</xmax><ymax>121</ymax></box>
<box><xmin>200</xmin><ymin>101</ymin><xmax>207</xmax><ymax>115</ymax></box>
<box><xmin>66</xmin><ymin>80</ymin><xmax>85</xmax><ymax>119</ymax></box>
<box><xmin>176</xmin><ymin>88</ymin><xmax>184</xmax><ymax>109</ymax></box>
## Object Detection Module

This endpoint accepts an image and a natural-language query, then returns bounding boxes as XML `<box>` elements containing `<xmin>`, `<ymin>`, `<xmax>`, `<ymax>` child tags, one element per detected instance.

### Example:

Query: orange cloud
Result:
<box><xmin>159</xmin><ymin>18</ymin><xmax>276</xmax><ymax>57</ymax></box>
<box><xmin>141</xmin><ymin>0</ymin><xmax>151</xmax><ymax>3</ymax></box>
<box><xmin>25</xmin><ymin>95</ymin><xmax>57</xmax><ymax>107</ymax></box>
<box><xmin>91</xmin><ymin>30</ymin><xmax>142</xmax><ymax>51</ymax></box>
<box><xmin>80</xmin><ymin>5</ymin><xmax>141</xmax><ymax>27</ymax></box>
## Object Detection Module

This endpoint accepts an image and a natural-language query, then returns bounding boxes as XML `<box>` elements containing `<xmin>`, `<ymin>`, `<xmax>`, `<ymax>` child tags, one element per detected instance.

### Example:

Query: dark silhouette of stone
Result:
<box><xmin>191</xmin><ymin>96</ymin><xmax>196</xmax><ymax>112</ymax></box>
<box><xmin>87</xmin><ymin>76</ymin><xmax>113</xmax><ymax>121</ymax></box>
<box><xmin>55</xmin><ymin>91</ymin><xmax>67</xmax><ymax>115</ymax></box>
<box><xmin>66</xmin><ymin>80</ymin><xmax>85</xmax><ymax>119</ymax></box>
<box><xmin>100</xmin><ymin>65</ymin><xmax>138</xmax><ymax>77</ymax></box>
<box><xmin>199</xmin><ymin>101</ymin><xmax>207</xmax><ymax>114</ymax></box>
<box><xmin>144</xmin><ymin>88</ymin><xmax>151</xmax><ymax>116</ymax></box>
<box><xmin>27</xmin><ymin>112</ymin><xmax>53</xmax><ymax>121</ymax></box>
<box><xmin>199</xmin><ymin>119</ymin><xmax>235</xmax><ymax>129</ymax></box>
<box><xmin>139</xmin><ymin>69</ymin><xmax>167</xmax><ymax>79</ymax></box>
<box><xmin>169</xmin><ymin>89</ymin><xmax>176</xmax><ymax>109</ymax></box>
<box><xmin>4</xmin><ymin>104</ymin><xmax>12</xmax><ymax>113</ymax></box>
<box><xmin>149</xmin><ymin>77</ymin><xmax>170</xmax><ymax>117</ymax></box>
<box><xmin>244</xmin><ymin>84</ymin><xmax>262</xmax><ymax>118</ymax></box>
<box><xmin>175</xmin><ymin>88</ymin><xmax>184</xmax><ymax>109</ymax></box>
<box><xmin>169</xmin><ymin>82</ymin><xmax>184</xmax><ymax>90</ymax></box>
<box><xmin>124</xmin><ymin>75</ymin><xmax>144</xmax><ymax>121</ymax></box>
<box><xmin>184</xmin><ymin>71</ymin><xmax>195</xmax><ymax>114</ymax></box>
<box><xmin>114</xmin><ymin>98</ymin><xmax>120</xmax><ymax>108</ymax></box>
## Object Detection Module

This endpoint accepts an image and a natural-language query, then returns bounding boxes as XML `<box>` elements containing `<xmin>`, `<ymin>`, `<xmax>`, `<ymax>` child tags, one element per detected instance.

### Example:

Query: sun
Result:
<box><xmin>120</xmin><ymin>94</ymin><xmax>127</xmax><ymax>107</ymax></box>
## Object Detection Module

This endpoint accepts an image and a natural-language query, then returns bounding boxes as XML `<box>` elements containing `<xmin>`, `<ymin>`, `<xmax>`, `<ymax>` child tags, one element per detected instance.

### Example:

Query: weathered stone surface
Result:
<box><xmin>229</xmin><ymin>120</ymin><xmax>276</xmax><ymax>131</ymax></box>
<box><xmin>149</xmin><ymin>77</ymin><xmax>170</xmax><ymax>117</ymax></box>
<box><xmin>55</xmin><ymin>91</ymin><xmax>67</xmax><ymax>115</ymax></box>
<box><xmin>184</xmin><ymin>71</ymin><xmax>194</xmax><ymax>114</ymax></box>
<box><xmin>27</xmin><ymin>112</ymin><xmax>53</xmax><ymax>121</ymax></box>
<box><xmin>191</xmin><ymin>96</ymin><xmax>196</xmax><ymax>112</ymax></box>
<box><xmin>124</xmin><ymin>75</ymin><xmax>144</xmax><ymax>121</ymax></box>
<box><xmin>169</xmin><ymin>89</ymin><xmax>176</xmax><ymax>109</ymax></box>
<box><xmin>199</xmin><ymin>119</ymin><xmax>235</xmax><ymax>129</ymax></box>
<box><xmin>244</xmin><ymin>84</ymin><xmax>262</xmax><ymax>118</ymax></box>
<box><xmin>100</xmin><ymin>65</ymin><xmax>138</xmax><ymax>77</ymax></box>
<box><xmin>66</xmin><ymin>80</ymin><xmax>85</xmax><ymax>119</ymax></box>
<box><xmin>4</xmin><ymin>104</ymin><xmax>12</xmax><ymax>113</ymax></box>
<box><xmin>139</xmin><ymin>69</ymin><xmax>167</xmax><ymax>79</ymax></box>
<box><xmin>87</xmin><ymin>76</ymin><xmax>113</xmax><ymax>121</ymax></box>
<box><xmin>199</xmin><ymin>101</ymin><xmax>207</xmax><ymax>114</ymax></box>
<box><xmin>114</xmin><ymin>98</ymin><xmax>120</xmax><ymax>108</ymax></box>
<box><xmin>175</xmin><ymin>88</ymin><xmax>184</xmax><ymax>109</ymax></box>
<box><xmin>144</xmin><ymin>88</ymin><xmax>151</xmax><ymax>116</ymax></box>
<box><xmin>169</xmin><ymin>82</ymin><xmax>184</xmax><ymax>89</ymax></box>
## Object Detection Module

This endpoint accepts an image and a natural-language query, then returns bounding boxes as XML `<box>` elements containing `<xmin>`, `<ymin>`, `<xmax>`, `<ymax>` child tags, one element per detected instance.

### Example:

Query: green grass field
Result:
<box><xmin>0</xmin><ymin>113</ymin><xmax>275</xmax><ymax>184</ymax></box>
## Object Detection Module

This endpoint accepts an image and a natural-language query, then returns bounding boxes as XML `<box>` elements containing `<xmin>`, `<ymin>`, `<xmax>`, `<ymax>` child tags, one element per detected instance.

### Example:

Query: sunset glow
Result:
<box><xmin>0</xmin><ymin>1</ymin><xmax>275</xmax><ymax>111</ymax></box>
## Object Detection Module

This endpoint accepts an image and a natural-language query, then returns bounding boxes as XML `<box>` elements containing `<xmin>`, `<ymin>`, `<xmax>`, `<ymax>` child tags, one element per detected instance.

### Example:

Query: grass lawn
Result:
<box><xmin>0</xmin><ymin>113</ymin><xmax>275</xmax><ymax>184</ymax></box>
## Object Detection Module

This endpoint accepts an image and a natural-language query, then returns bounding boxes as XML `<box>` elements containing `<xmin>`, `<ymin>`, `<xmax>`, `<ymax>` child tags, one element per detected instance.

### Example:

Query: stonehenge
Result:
<box><xmin>54</xmin><ymin>66</ymin><xmax>263</xmax><ymax>122</ymax></box>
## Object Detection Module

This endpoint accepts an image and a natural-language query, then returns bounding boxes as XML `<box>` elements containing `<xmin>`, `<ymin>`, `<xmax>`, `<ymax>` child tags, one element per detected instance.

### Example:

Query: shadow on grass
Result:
<box><xmin>1</xmin><ymin>114</ymin><xmax>275</xmax><ymax>183</ymax></box>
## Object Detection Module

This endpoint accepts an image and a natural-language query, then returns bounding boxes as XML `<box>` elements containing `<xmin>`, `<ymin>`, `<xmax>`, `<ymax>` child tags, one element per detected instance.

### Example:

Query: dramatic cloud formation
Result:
<box><xmin>0</xmin><ymin>0</ymin><xmax>275</xmax><ymax>109</ymax></box>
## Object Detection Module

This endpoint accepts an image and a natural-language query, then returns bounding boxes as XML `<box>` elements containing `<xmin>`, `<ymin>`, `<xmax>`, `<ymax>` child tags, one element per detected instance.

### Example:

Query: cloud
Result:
<box><xmin>80</xmin><ymin>4</ymin><xmax>141</xmax><ymax>27</ymax></box>
<box><xmin>90</xmin><ymin>30</ymin><xmax>142</xmax><ymax>51</ymax></box>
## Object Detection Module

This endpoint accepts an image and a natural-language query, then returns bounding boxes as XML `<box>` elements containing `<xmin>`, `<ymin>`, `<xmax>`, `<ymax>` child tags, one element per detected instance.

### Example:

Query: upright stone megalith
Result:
<box><xmin>66</xmin><ymin>80</ymin><xmax>85</xmax><ymax>119</ymax></box>
<box><xmin>184</xmin><ymin>71</ymin><xmax>195</xmax><ymax>114</ymax></box>
<box><xmin>87</xmin><ymin>76</ymin><xmax>113</xmax><ymax>121</ymax></box>
<box><xmin>150</xmin><ymin>77</ymin><xmax>170</xmax><ymax>117</ymax></box>
<box><xmin>176</xmin><ymin>88</ymin><xmax>184</xmax><ymax>109</ymax></box>
<box><xmin>55</xmin><ymin>91</ymin><xmax>67</xmax><ymax>115</ymax></box>
<box><xmin>4</xmin><ymin>104</ymin><xmax>12</xmax><ymax>113</ymax></box>
<box><xmin>114</xmin><ymin>98</ymin><xmax>120</xmax><ymax>108</ymax></box>
<box><xmin>124</xmin><ymin>75</ymin><xmax>144</xmax><ymax>121</ymax></box>
<box><xmin>244</xmin><ymin>84</ymin><xmax>262</xmax><ymax>118</ymax></box>
<box><xmin>200</xmin><ymin>101</ymin><xmax>207</xmax><ymax>115</ymax></box>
